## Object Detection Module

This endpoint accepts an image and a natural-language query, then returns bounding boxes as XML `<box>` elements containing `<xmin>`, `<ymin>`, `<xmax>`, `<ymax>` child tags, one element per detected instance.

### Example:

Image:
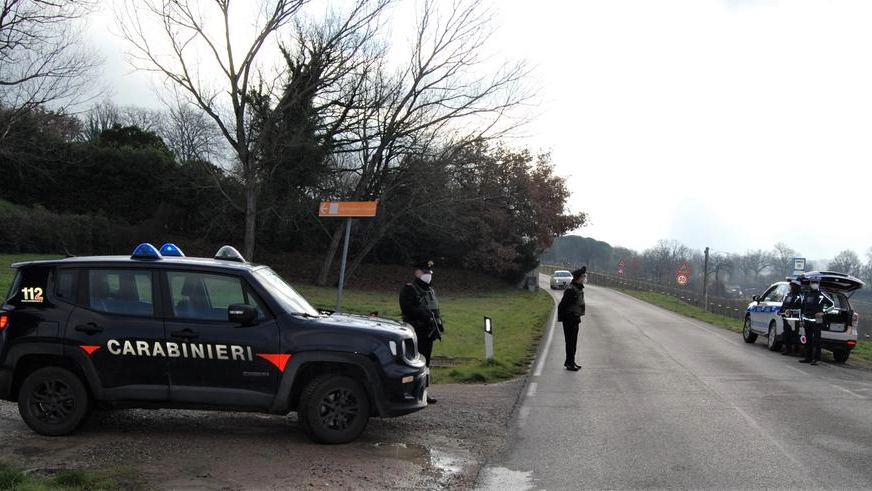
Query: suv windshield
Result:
<box><xmin>253</xmin><ymin>267</ymin><xmax>320</xmax><ymax>317</ymax></box>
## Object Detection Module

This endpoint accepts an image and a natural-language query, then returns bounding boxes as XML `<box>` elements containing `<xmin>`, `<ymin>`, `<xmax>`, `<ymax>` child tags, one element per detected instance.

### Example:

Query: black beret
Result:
<box><xmin>414</xmin><ymin>259</ymin><xmax>434</xmax><ymax>271</ymax></box>
<box><xmin>572</xmin><ymin>266</ymin><xmax>587</xmax><ymax>279</ymax></box>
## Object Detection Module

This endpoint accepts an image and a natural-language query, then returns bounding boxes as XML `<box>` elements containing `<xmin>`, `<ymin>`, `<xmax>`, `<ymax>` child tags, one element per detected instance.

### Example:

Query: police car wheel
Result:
<box><xmin>299</xmin><ymin>374</ymin><xmax>370</xmax><ymax>444</ymax></box>
<box><xmin>742</xmin><ymin>317</ymin><xmax>757</xmax><ymax>344</ymax></box>
<box><xmin>18</xmin><ymin>367</ymin><xmax>91</xmax><ymax>436</ymax></box>
<box><xmin>767</xmin><ymin>323</ymin><xmax>782</xmax><ymax>352</ymax></box>
<box><xmin>832</xmin><ymin>349</ymin><xmax>850</xmax><ymax>363</ymax></box>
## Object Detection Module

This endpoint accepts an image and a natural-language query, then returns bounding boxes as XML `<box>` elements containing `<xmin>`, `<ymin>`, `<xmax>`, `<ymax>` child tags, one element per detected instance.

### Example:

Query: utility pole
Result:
<box><xmin>703</xmin><ymin>247</ymin><xmax>710</xmax><ymax>312</ymax></box>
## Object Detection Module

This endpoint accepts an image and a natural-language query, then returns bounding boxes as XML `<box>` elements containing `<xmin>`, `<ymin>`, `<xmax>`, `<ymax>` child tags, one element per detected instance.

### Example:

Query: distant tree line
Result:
<box><xmin>542</xmin><ymin>236</ymin><xmax>872</xmax><ymax>297</ymax></box>
<box><xmin>0</xmin><ymin>101</ymin><xmax>583</xmax><ymax>282</ymax></box>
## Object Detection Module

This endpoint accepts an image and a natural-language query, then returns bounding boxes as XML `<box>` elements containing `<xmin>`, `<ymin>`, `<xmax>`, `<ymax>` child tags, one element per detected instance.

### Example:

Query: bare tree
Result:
<box><xmin>772</xmin><ymin>242</ymin><xmax>797</xmax><ymax>279</ymax></box>
<box><xmin>739</xmin><ymin>249</ymin><xmax>771</xmax><ymax>283</ymax></box>
<box><xmin>79</xmin><ymin>100</ymin><xmax>122</xmax><ymax>142</ymax></box>
<box><xmin>863</xmin><ymin>246</ymin><xmax>872</xmax><ymax>287</ymax></box>
<box><xmin>828</xmin><ymin>249</ymin><xmax>862</xmax><ymax>276</ymax></box>
<box><xmin>315</xmin><ymin>0</ymin><xmax>535</xmax><ymax>285</ymax></box>
<box><xmin>0</xmin><ymin>0</ymin><xmax>102</xmax><ymax>140</ymax></box>
<box><xmin>116</xmin><ymin>0</ymin><xmax>315</xmax><ymax>260</ymax></box>
<box><xmin>160</xmin><ymin>98</ymin><xmax>223</xmax><ymax>163</ymax></box>
<box><xmin>79</xmin><ymin>100</ymin><xmax>164</xmax><ymax>142</ymax></box>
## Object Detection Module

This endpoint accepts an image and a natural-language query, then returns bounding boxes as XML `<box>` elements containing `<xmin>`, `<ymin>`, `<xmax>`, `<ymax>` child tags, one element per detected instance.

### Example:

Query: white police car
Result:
<box><xmin>550</xmin><ymin>270</ymin><xmax>573</xmax><ymax>289</ymax></box>
<box><xmin>743</xmin><ymin>271</ymin><xmax>864</xmax><ymax>362</ymax></box>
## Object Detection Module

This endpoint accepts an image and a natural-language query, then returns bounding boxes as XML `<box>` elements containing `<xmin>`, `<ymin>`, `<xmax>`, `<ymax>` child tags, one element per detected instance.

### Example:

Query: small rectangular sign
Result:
<box><xmin>318</xmin><ymin>201</ymin><xmax>378</xmax><ymax>217</ymax></box>
<box><xmin>793</xmin><ymin>257</ymin><xmax>806</xmax><ymax>272</ymax></box>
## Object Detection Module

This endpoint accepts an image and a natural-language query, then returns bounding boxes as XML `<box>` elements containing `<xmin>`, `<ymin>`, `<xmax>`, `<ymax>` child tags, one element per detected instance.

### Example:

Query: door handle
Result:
<box><xmin>75</xmin><ymin>323</ymin><xmax>103</xmax><ymax>335</ymax></box>
<box><xmin>171</xmin><ymin>329</ymin><xmax>199</xmax><ymax>340</ymax></box>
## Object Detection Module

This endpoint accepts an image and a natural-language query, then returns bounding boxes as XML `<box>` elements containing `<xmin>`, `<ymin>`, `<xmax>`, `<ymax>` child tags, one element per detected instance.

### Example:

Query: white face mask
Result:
<box><xmin>420</xmin><ymin>273</ymin><xmax>432</xmax><ymax>284</ymax></box>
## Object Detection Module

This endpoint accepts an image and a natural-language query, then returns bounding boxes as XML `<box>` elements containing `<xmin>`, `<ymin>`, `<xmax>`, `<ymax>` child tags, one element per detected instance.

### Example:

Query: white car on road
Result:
<box><xmin>550</xmin><ymin>270</ymin><xmax>573</xmax><ymax>289</ymax></box>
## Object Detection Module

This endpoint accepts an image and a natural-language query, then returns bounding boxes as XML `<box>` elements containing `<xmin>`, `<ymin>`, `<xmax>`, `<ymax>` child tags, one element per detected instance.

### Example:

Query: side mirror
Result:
<box><xmin>228</xmin><ymin>304</ymin><xmax>258</xmax><ymax>326</ymax></box>
<box><xmin>752</xmin><ymin>295</ymin><xmax>760</xmax><ymax>302</ymax></box>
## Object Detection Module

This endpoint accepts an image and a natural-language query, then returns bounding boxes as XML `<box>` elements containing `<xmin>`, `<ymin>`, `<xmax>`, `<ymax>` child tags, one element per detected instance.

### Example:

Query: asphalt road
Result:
<box><xmin>478</xmin><ymin>279</ymin><xmax>872</xmax><ymax>490</ymax></box>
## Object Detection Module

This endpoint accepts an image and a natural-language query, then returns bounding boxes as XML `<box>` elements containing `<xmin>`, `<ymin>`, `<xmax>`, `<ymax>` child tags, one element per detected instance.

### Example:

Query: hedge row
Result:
<box><xmin>0</xmin><ymin>204</ymin><xmax>138</xmax><ymax>255</ymax></box>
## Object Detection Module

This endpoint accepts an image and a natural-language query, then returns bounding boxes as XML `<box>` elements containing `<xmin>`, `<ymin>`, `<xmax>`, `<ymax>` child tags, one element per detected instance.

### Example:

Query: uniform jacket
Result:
<box><xmin>779</xmin><ymin>290</ymin><xmax>802</xmax><ymax>314</ymax></box>
<box><xmin>399</xmin><ymin>278</ymin><xmax>443</xmax><ymax>340</ymax></box>
<box><xmin>801</xmin><ymin>290</ymin><xmax>831</xmax><ymax>319</ymax></box>
<box><xmin>557</xmin><ymin>282</ymin><xmax>585</xmax><ymax>322</ymax></box>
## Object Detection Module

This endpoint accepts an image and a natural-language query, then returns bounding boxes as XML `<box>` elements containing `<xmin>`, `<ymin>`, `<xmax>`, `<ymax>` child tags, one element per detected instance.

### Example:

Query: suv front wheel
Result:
<box><xmin>742</xmin><ymin>317</ymin><xmax>758</xmax><ymax>343</ymax></box>
<box><xmin>18</xmin><ymin>367</ymin><xmax>91</xmax><ymax>436</ymax></box>
<box><xmin>299</xmin><ymin>374</ymin><xmax>370</xmax><ymax>444</ymax></box>
<box><xmin>767</xmin><ymin>322</ymin><xmax>782</xmax><ymax>352</ymax></box>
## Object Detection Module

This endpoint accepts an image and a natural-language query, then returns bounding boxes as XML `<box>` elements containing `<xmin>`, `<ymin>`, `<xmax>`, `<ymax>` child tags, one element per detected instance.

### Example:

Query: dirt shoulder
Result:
<box><xmin>0</xmin><ymin>378</ymin><xmax>525</xmax><ymax>490</ymax></box>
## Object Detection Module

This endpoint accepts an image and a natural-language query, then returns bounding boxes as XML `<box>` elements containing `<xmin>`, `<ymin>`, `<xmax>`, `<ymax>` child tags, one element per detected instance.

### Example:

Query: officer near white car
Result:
<box><xmin>799</xmin><ymin>275</ymin><xmax>832</xmax><ymax>365</ymax></box>
<box><xmin>778</xmin><ymin>279</ymin><xmax>803</xmax><ymax>356</ymax></box>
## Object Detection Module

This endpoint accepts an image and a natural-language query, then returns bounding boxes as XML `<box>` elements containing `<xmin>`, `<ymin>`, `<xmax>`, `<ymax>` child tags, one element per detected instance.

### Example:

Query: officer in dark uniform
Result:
<box><xmin>779</xmin><ymin>278</ymin><xmax>803</xmax><ymax>356</ymax></box>
<box><xmin>799</xmin><ymin>275</ymin><xmax>830</xmax><ymax>365</ymax></box>
<box><xmin>399</xmin><ymin>260</ymin><xmax>443</xmax><ymax>403</ymax></box>
<box><xmin>557</xmin><ymin>266</ymin><xmax>586</xmax><ymax>371</ymax></box>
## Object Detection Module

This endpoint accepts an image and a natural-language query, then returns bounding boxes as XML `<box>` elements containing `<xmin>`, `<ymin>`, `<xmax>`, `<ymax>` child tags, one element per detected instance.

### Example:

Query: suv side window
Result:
<box><xmin>762</xmin><ymin>285</ymin><xmax>784</xmax><ymax>303</ymax></box>
<box><xmin>54</xmin><ymin>270</ymin><xmax>77</xmax><ymax>304</ymax></box>
<box><xmin>168</xmin><ymin>272</ymin><xmax>266</xmax><ymax>321</ymax></box>
<box><xmin>88</xmin><ymin>270</ymin><xmax>154</xmax><ymax>316</ymax></box>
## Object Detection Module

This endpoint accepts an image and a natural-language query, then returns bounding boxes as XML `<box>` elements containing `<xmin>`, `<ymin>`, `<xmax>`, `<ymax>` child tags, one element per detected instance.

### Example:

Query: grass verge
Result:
<box><xmin>0</xmin><ymin>462</ymin><xmax>130</xmax><ymax>490</ymax></box>
<box><xmin>295</xmin><ymin>283</ymin><xmax>552</xmax><ymax>383</ymax></box>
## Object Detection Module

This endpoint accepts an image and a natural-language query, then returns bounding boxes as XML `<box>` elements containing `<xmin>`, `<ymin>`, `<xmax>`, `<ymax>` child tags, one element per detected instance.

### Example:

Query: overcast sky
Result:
<box><xmin>92</xmin><ymin>0</ymin><xmax>872</xmax><ymax>262</ymax></box>
<box><xmin>493</xmin><ymin>0</ymin><xmax>872</xmax><ymax>262</ymax></box>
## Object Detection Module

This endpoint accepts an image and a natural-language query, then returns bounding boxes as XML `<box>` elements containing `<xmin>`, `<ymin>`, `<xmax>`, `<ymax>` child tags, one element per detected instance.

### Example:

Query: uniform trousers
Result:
<box><xmin>562</xmin><ymin>318</ymin><xmax>580</xmax><ymax>365</ymax></box>
<box><xmin>804</xmin><ymin>324</ymin><xmax>822</xmax><ymax>362</ymax></box>
<box><xmin>416</xmin><ymin>330</ymin><xmax>434</xmax><ymax>367</ymax></box>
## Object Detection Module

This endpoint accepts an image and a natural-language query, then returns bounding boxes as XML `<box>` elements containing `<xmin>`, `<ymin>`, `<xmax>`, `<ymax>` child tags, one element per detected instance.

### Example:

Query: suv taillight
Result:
<box><xmin>853</xmin><ymin>312</ymin><xmax>860</xmax><ymax>329</ymax></box>
<box><xmin>0</xmin><ymin>314</ymin><xmax>8</xmax><ymax>330</ymax></box>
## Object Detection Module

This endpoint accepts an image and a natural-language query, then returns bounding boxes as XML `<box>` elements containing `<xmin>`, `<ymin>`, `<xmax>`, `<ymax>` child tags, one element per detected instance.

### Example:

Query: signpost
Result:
<box><xmin>318</xmin><ymin>201</ymin><xmax>379</xmax><ymax>311</ymax></box>
<box><xmin>676</xmin><ymin>261</ymin><xmax>690</xmax><ymax>287</ymax></box>
<box><xmin>483</xmin><ymin>316</ymin><xmax>494</xmax><ymax>361</ymax></box>
<box><xmin>793</xmin><ymin>257</ymin><xmax>806</xmax><ymax>276</ymax></box>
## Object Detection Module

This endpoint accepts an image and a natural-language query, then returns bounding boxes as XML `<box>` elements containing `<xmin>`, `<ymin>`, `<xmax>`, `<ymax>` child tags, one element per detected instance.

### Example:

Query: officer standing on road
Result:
<box><xmin>399</xmin><ymin>260</ymin><xmax>443</xmax><ymax>403</ymax></box>
<box><xmin>799</xmin><ymin>275</ymin><xmax>829</xmax><ymax>365</ymax></box>
<box><xmin>557</xmin><ymin>266</ymin><xmax>586</xmax><ymax>371</ymax></box>
<box><xmin>779</xmin><ymin>278</ymin><xmax>803</xmax><ymax>356</ymax></box>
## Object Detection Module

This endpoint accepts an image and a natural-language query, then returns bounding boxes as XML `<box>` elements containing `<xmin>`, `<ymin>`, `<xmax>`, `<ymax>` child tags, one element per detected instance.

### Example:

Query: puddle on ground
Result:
<box><xmin>475</xmin><ymin>467</ymin><xmax>535</xmax><ymax>490</ymax></box>
<box><xmin>370</xmin><ymin>442</ymin><xmax>464</xmax><ymax>481</ymax></box>
<box><xmin>371</xmin><ymin>442</ymin><xmax>429</xmax><ymax>463</ymax></box>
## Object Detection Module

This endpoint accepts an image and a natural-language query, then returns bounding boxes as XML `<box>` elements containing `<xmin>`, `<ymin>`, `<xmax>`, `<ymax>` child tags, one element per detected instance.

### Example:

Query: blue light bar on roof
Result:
<box><xmin>131</xmin><ymin>243</ymin><xmax>161</xmax><ymax>260</ymax></box>
<box><xmin>159</xmin><ymin>243</ymin><xmax>185</xmax><ymax>257</ymax></box>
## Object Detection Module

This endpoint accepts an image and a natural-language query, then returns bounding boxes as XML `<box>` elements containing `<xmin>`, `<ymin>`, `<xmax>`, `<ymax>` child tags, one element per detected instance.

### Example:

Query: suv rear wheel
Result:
<box><xmin>832</xmin><ymin>349</ymin><xmax>850</xmax><ymax>363</ymax></box>
<box><xmin>299</xmin><ymin>374</ymin><xmax>370</xmax><ymax>444</ymax></box>
<box><xmin>742</xmin><ymin>317</ymin><xmax>758</xmax><ymax>343</ymax></box>
<box><xmin>18</xmin><ymin>367</ymin><xmax>91</xmax><ymax>436</ymax></box>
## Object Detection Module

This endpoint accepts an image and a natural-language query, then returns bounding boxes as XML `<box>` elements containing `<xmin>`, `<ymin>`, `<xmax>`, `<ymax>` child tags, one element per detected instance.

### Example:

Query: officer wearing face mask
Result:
<box><xmin>399</xmin><ymin>260</ymin><xmax>444</xmax><ymax>403</ymax></box>
<box><xmin>799</xmin><ymin>275</ymin><xmax>829</xmax><ymax>365</ymax></box>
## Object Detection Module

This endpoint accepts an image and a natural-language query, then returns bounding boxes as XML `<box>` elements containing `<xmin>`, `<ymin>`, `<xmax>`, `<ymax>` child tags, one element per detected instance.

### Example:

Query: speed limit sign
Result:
<box><xmin>676</xmin><ymin>273</ymin><xmax>688</xmax><ymax>286</ymax></box>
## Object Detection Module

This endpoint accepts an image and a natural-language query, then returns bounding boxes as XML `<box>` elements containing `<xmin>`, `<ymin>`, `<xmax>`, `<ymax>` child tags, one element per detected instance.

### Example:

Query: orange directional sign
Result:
<box><xmin>318</xmin><ymin>201</ymin><xmax>378</xmax><ymax>218</ymax></box>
